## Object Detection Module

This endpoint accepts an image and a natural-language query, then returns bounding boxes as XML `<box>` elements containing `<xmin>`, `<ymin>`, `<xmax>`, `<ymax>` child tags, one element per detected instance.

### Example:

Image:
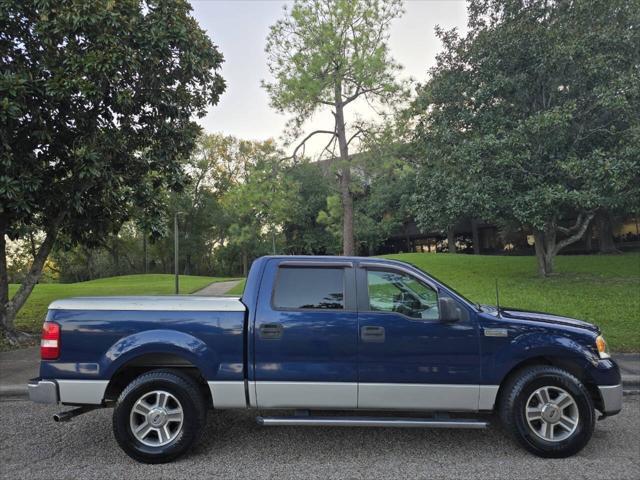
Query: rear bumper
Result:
<box><xmin>28</xmin><ymin>378</ymin><xmax>59</xmax><ymax>404</ymax></box>
<box><xmin>598</xmin><ymin>384</ymin><xmax>622</xmax><ymax>416</ymax></box>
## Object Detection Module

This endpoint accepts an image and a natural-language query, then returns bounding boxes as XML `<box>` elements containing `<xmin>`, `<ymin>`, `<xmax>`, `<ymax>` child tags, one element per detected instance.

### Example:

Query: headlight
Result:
<box><xmin>596</xmin><ymin>335</ymin><xmax>610</xmax><ymax>359</ymax></box>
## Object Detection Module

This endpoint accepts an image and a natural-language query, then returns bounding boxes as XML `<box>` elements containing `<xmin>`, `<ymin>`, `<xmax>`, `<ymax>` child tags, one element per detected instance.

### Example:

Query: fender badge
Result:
<box><xmin>484</xmin><ymin>328</ymin><xmax>508</xmax><ymax>337</ymax></box>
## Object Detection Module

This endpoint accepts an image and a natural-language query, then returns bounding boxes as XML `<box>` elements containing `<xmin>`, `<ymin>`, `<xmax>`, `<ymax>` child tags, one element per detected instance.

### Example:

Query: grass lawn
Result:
<box><xmin>226</xmin><ymin>253</ymin><xmax>639</xmax><ymax>351</ymax></box>
<box><xmin>226</xmin><ymin>279</ymin><xmax>246</xmax><ymax>296</ymax></box>
<box><xmin>383</xmin><ymin>253</ymin><xmax>639</xmax><ymax>352</ymax></box>
<box><xmin>8</xmin><ymin>274</ymin><xmax>230</xmax><ymax>335</ymax></box>
<box><xmin>8</xmin><ymin>254</ymin><xmax>638</xmax><ymax>351</ymax></box>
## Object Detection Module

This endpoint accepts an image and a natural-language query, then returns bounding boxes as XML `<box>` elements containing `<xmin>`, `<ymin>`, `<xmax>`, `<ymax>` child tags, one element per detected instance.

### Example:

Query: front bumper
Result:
<box><xmin>598</xmin><ymin>384</ymin><xmax>622</xmax><ymax>416</ymax></box>
<box><xmin>28</xmin><ymin>378</ymin><xmax>59</xmax><ymax>404</ymax></box>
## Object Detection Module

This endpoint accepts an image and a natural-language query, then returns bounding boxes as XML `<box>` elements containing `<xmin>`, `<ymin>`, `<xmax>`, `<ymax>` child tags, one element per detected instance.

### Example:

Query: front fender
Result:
<box><xmin>487</xmin><ymin>331</ymin><xmax>600</xmax><ymax>385</ymax></box>
<box><xmin>102</xmin><ymin>329</ymin><xmax>219</xmax><ymax>379</ymax></box>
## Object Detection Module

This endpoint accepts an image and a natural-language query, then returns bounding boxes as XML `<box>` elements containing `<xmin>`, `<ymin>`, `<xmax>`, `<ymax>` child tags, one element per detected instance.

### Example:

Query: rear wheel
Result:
<box><xmin>500</xmin><ymin>366</ymin><xmax>596</xmax><ymax>458</ymax></box>
<box><xmin>113</xmin><ymin>369</ymin><xmax>207</xmax><ymax>463</ymax></box>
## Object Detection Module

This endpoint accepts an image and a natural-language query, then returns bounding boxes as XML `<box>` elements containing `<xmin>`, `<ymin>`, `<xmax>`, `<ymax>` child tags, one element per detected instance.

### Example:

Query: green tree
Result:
<box><xmin>221</xmin><ymin>140</ymin><xmax>298</xmax><ymax>275</ymax></box>
<box><xmin>410</xmin><ymin>0</ymin><xmax>639</xmax><ymax>276</ymax></box>
<box><xmin>282</xmin><ymin>161</ymin><xmax>339</xmax><ymax>255</ymax></box>
<box><xmin>0</xmin><ymin>0</ymin><xmax>225</xmax><ymax>341</ymax></box>
<box><xmin>317</xmin><ymin>152</ymin><xmax>414</xmax><ymax>255</ymax></box>
<box><xmin>263</xmin><ymin>0</ymin><xmax>405</xmax><ymax>256</ymax></box>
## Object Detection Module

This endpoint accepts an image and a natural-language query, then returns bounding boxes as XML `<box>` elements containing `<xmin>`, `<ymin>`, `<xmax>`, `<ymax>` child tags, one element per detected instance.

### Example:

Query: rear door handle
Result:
<box><xmin>259</xmin><ymin>323</ymin><xmax>283</xmax><ymax>340</ymax></box>
<box><xmin>361</xmin><ymin>326</ymin><xmax>385</xmax><ymax>343</ymax></box>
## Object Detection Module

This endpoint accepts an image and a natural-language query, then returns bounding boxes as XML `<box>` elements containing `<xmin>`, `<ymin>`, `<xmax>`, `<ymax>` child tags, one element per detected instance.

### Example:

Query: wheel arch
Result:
<box><xmin>494</xmin><ymin>355</ymin><xmax>603</xmax><ymax>413</ymax></box>
<box><xmin>104</xmin><ymin>352</ymin><xmax>212</xmax><ymax>407</ymax></box>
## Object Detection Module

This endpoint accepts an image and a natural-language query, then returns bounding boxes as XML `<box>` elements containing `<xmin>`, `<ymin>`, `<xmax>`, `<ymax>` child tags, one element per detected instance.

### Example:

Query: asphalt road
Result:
<box><xmin>1</xmin><ymin>396</ymin><xmax>638</xmax><ymax>480</ymax></box>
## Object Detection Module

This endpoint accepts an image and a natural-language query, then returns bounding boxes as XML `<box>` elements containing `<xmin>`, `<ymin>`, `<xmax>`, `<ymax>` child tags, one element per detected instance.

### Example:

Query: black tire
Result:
<box><xmin>499</xmin><ymin>365</ymin><xmax>596</xmax><ymax>458</ymax></box>
<box><xmin>113</xmin><ymin>369</ymin><xmax>207</xmax><ymax>463</ymax></box>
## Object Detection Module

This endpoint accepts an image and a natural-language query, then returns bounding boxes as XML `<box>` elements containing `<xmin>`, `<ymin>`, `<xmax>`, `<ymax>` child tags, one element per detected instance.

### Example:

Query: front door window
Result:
<box><xmin>367</xmin><ymin>270</ymin><xmax>439</xmax><ymax>320</ymax></box>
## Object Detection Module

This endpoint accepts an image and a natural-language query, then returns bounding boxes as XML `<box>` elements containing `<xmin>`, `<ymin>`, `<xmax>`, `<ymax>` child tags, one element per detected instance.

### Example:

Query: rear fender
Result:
<box><xmin>101</xmin><ymin>329</ymin><xmax>219</xmax><ymax>380</ymax></box>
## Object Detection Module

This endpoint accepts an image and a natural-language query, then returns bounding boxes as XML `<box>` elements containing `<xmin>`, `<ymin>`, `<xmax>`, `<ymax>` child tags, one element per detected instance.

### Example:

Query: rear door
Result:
<box><xmin>253</xmin><ymin>259</ymin><xmax>358</xmax><ymax>408</ymax></box>
<box><xmin>356</xmin><ymin>263</ymin><xmax>481</xmax><ymax>411</ymax></box>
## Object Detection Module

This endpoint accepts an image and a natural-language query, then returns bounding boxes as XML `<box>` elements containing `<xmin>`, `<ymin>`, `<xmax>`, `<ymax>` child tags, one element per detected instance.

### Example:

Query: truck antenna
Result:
<box><xmin>495</xmin><ymin>279</ymin><xmax>501</xmax><ymax>317</ymax></box>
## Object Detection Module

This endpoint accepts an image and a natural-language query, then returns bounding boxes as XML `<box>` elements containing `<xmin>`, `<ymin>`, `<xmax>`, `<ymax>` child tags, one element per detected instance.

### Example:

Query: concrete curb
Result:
<box><xmin>0</xmin><ymin>385</ymin><xmax>28</xmax><ymax>398</ymax></box>
<box><xmin>3</xmin><ymin>377</ymin><xmax>638</xmax><ymax>400</ymax></box>
<box><xmin>622</xmin><ymin>375</ymin><xmax>639</xmax><ymax>388</ymax></box>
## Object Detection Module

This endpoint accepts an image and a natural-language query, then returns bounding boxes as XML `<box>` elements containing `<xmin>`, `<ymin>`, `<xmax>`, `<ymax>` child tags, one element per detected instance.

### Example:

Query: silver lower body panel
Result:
<box><xmin>57</xmin><ymin>380</ymin><xmax>108</xmax><ymax>405</ymax></box>
<box><xmin>253</xmin><ymin>382</ymin><xmax>499</xmax><ymax>411</ymax></box>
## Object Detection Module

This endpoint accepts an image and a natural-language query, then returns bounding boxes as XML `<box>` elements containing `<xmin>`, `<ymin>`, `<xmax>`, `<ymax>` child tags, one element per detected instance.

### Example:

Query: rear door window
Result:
<box><xmin>273</xmin><ymin>267</ymin><xmax>345</xmax><ymax>310</ymax></box>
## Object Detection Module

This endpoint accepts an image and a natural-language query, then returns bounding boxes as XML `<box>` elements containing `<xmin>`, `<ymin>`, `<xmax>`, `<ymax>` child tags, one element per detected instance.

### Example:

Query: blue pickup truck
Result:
<box><xmin>29</xmin><ymin>255</ymin><xmax>622</xmax><ymax>463</ymax></box>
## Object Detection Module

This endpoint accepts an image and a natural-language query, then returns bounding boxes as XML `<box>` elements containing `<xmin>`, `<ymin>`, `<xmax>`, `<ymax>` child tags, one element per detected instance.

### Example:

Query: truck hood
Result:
<box><xmin>499</xmin><ymin>307</ymin><xmax>599</xmax><ymax>333</ymax></box>
<box><xmin>48</xmin><ymin>295</ymin><xmax>246</xmax><ymax>312</ymax></box>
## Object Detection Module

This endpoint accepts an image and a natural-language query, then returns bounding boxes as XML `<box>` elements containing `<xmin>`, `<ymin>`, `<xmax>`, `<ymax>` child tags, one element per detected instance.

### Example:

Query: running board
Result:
<box><xmin>256</xmin><ymin>416</ymin><xmax>489</xmax><ymax>429</ymax></box>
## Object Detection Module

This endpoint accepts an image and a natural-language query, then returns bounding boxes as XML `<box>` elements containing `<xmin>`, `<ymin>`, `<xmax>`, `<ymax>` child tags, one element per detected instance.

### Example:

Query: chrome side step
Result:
<box><xmin>256</xmin><ymin>416</ymin><xmax>489</xmax><ymax>429</ymax></box>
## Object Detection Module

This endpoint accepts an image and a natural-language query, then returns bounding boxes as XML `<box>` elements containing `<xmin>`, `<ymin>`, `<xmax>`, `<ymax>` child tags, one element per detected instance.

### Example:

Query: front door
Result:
<box><xmin>253</xmin><ymin>260</ymin><xmax>358</xmax><ymax>409</ymax></box>
<box><xmin>356</xmin><ymin>265</ymin><xmax>481</xmax><ymax>411</ymax></box>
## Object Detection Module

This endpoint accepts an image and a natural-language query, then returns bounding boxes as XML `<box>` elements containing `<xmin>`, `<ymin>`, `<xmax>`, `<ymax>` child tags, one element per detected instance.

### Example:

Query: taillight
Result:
<box><xmin>41</xmin><ymin>322</ymin><xmax>60</xmax><ymax>360</ymax></box>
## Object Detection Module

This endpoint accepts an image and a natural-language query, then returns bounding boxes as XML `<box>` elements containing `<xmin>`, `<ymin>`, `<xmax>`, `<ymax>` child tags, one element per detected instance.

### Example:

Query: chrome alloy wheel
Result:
<box><xmin>525</xmin><ymin>386</ymin><xmax>579</xmax><ymax>442</ymax></box>
<box><xmin>129</xmin><ymin>390</ymin><xmax>184</xmax><ymax>447</ymax></box>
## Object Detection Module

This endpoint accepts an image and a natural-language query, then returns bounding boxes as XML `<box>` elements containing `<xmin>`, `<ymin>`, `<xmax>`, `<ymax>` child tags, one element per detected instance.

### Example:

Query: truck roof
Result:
<box><xmin>258</xmin><ymin>255</ymin><xmax>413</xmax><ymax>266</ymax></box>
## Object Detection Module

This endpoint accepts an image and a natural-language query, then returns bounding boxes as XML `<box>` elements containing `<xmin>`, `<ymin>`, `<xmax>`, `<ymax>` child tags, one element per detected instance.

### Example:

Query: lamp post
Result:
<box><xmin>174</xmin><ymin>212</ymin><xmax>184</xmax><ymax>294</ymax></box>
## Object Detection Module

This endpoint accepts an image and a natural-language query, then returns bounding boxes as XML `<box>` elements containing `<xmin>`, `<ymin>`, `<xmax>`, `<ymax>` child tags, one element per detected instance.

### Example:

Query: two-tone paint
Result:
<box><xmin>31</xmin><ymin>256</ymin><xmax>622</xmax><ymax>416</ymax></box>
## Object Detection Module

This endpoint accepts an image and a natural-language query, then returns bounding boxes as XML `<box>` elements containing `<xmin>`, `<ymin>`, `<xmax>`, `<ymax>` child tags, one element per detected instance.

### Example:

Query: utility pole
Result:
<box><xmin>174</xmin><ymin>213</ymin><xmax>180</xmax><ymax>294</ymax></box>
<box><xmin>143</xmin><ymin>234</ymin><xmax>148</xmax><ymax>274</ymax></box>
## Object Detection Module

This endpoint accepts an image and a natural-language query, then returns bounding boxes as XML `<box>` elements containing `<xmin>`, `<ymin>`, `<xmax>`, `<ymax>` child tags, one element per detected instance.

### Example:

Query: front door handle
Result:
<box><xmin>361</xmin><ymin>326</ymin><xmax>385</xmax><ymax>343</ymax></box>
<box><xmin>259</xmin><ymin>323</ymin><xmax>283</xmax><ymax>340</ymax></box>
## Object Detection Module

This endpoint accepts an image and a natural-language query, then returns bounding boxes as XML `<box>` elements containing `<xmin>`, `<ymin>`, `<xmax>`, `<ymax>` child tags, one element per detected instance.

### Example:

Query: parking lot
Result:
<box><xmin>1</xmin><ymin>396</ymin><xmax>638</xmax><ymax>480</ymax></box>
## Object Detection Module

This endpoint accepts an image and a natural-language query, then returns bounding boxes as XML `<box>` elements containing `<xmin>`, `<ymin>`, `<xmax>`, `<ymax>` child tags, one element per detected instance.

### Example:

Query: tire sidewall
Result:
<box><xmin>113</xmin><ymin>372</ymin><xmax>205</xmax><ymax>463</ymax></box>
<box><xmin>511</xmin><ymin>370</ymin><xmax>595</xmax><ymax>457</ymax></box>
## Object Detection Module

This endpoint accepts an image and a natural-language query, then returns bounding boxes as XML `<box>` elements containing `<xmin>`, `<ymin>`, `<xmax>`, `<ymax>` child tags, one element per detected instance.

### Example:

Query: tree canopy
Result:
<box><xmin>410</xmin><ymin>0</ymin><xmax>640</xmax><ymax>275</ymax></box>
<box><xmin>0</xmin><ymin>0</ymin><xmax>225</xmax><ymax>338</ymax></box>
<box><xmin>263</xmin><ymin>0</ymin><xmax>405</xmax><ymax>255</ymax></box>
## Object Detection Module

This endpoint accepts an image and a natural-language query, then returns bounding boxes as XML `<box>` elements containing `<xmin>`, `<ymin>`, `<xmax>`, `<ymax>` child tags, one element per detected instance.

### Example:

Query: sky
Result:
<box><xmin>190</xmin><ymin>0</ymin><xmax>468</xmax><ymax>157</ymax></box>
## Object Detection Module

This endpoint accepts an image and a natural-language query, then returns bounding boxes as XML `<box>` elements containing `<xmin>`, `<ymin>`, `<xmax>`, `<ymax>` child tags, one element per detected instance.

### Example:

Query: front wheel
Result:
<box><xmin>113</xmin><ymin>369</ymin><xmax>207</xmax><ymax>463</ymax></box>
<box><xmin>500</xmin><ymin>366</ymin><xmax>596</xmax><ymax>458</ymax></box>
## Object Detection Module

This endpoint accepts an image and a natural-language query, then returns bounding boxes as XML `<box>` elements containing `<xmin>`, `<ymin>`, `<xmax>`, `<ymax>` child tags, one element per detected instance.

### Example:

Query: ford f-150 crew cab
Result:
<box><xmin>28</xmin><ymin>256</ymin><xmax>622</xmax><ymax>463</ymax></box>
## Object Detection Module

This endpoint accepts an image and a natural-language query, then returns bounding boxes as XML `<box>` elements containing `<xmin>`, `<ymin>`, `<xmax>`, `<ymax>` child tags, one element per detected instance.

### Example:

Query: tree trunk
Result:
<box><xmin>28</xmin><ymin>231</ymin><xmax>37</xmax><ymax>259</ymax></box>
<box><xmin>533</xmin><ymin>230</ymin><xmax>555</xmax><ymax>277</ymax></box>
<box><xmin>1</xmin><ymin>215</ymin><xmax>62</xmax><ymax>342</ymax></box>
<box><xmin>113</xmin><ymin>248</ymin><xmax>119</xmax><ymax>276</ymax></box>
<box><xmin>0</xmin><ymin>222</ymin><xmax>10</xmax><ymax>338</ymax></box>
<box><xmin>471</xmin><ymin>219</ymin><xmax>481</xmax><ymax>255</ymax></box>
<box><xmin>533</xmin><ymin>214</ymin><xmax>595</xmax><ymax>277</ymax></box>
<box><xmin>584</xmin><ymin>221</ymin><xmax>593</xmax><ymax>252</ymax></box>
<box><xmin>242</xmin><ymin>251</ymin><xmax>248</xmax><ymax>277</ymax></box>
<box><xmin>447</xmin><ymin>227</ymin><xmax>457</xmax><ymax>253</ymax></box>
<box><xmin>334</xmin><ymin>92</ymin><xmax>354</xmax><ymax>256</ymax></box>
<box><xmin>108</xmin><ymin>240</ymin><xmax>120</xmax><ymax>276</ymax></box>
<box><xmin>596</xmin><ymin>211</ymin><xmax>619</xmax><ymax>253</ymax></box>
<box><xmin>143</xmin><ymin>234</ymin><xmax>148</xmax><ymax>274</ymax></box>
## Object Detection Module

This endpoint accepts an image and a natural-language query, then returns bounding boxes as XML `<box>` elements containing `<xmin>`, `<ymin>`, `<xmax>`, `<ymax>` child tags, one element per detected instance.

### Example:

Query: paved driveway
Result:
<box><xmin>1</xmin><ymin>396</ymin><xmax>638</xmax><ymax>480</ymax></box>
<box><xmin>192</xmin><ymin>280</ymin><xmax>241</xmax><ymax>296</ymax></box>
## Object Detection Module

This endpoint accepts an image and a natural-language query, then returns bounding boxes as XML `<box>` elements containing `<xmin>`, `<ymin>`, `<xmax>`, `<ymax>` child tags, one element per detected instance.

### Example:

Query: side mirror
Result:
<box><xmin>438</xmin><ymin>297</ymin><xmax>462</xmax><ymax>323</ymax></box>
